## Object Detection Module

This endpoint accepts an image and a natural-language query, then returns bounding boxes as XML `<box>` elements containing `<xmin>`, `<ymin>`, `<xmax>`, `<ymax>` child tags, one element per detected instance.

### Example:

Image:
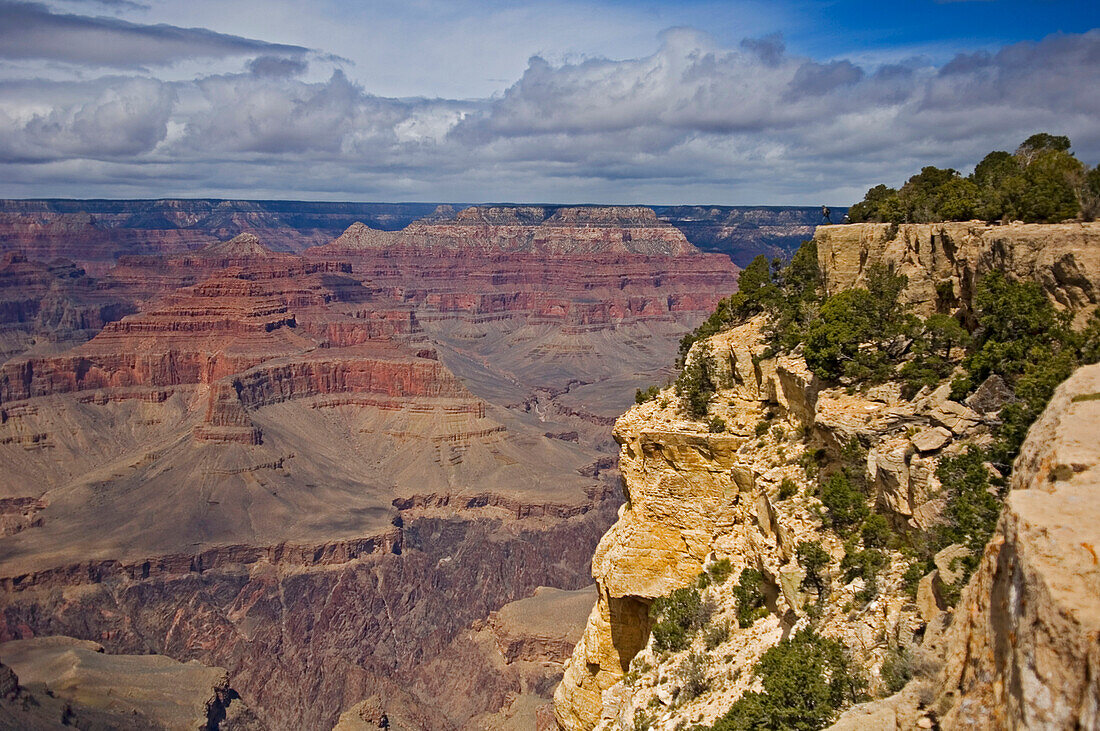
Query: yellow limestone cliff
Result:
<box><xmin>553</xmin><ymin>222</ymin><xmax>1100</xmax><ymax>731</ymax></box>
<box><xmin>553</xmin><ymin>315</ymin><xmax>949</xmax><ymax>730</ymax></box>
<box><xmin>815</xmin><ymin>221</ymin><xmax>1100</xmax><ymax>321</ymax></box>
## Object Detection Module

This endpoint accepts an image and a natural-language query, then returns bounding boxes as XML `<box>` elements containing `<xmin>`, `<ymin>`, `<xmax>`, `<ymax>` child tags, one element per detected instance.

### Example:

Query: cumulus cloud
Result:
<box><xmin>0</xmin><ymin>22</ymin><xmax>1099</xmax><ymax>203</ymax></box>
<box><xmin>0</xmin><ymin>76</ymin><xmax>174</xmax><ymax>162</ymax></box>
<box><xmin>0</xmin><ymin>1</ymin><xmax>307</xmax><ymax>67</ymax></box>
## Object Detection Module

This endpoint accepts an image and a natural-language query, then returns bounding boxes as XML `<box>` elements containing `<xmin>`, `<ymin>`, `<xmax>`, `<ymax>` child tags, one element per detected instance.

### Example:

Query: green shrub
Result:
<box><xmin>732</xmin><ymin>568</ymin><xmax>768</xmax><ymax>628</ymax></box>
<box><xmin>778</xmin><ymin>477</ymin><xmax>798</xmax><ymax>500</ymax></box>
<box><xmin>901</xmin><ymin>561</ymin><xmax>926</xmax><ymax>599</ymax></box>
<box><xmin>704</xmin><ymin>558</ymin><xmax>734</xmax><ymax>586</ymax></box>
<box><xmin>803</xmin><ymin>265</ymin><xmax>909</xmax><ymax>384</ymax></box>
<box><xmin>796</xmin><ymin>540</ymin><xmax>831</xmax><ymax>593</ymax></box>
<box><xmin>860</xmin><ymin>514</ymin><xmax>891</xmax><ymax>549</ymax></box>
<box><xmin>707</xmin><ymin>628</ymin><xmax>865</xmax><ymax>731</ymax></box>
<box><xmin>880</xmin><ymin>645</ymin><xmax>915</xmax><ymax>695</ymax></box>
<box><xmin>704</xmin><ymin>620</ymin><xmax>730</xmax><ymax>650</ymax></box>
<box><xmin>677</xmin><ymin>353</ymin><xmax>718</xmax><ymax>418</ymax></box>
<box><xmin>650</xmin><ymin>586</ymin><xmax>711</xmax><ymax>652</ymax></box>
<box><xmin>819</xmin><ymin>472</ymin><xmax>869</xmax><ymax>532</ymax></box>
<box><xmin>933</xmin><ymin>448</ymin><xmax>1003</xmax><ymax>580</ymax></box>
<box><xmin>841</xmin><ymin>545</ymin><xmax>887</xmax><ymax>600</ymax></box>
<box><xmin>708</xmin><ymin>416</ymin><xmax>727</xmax><ymax>433</ymax></box>
<box><xmin>635</xmin><ymin>384</ymin><xmax>661</xmax><ymax>404</ymax></box>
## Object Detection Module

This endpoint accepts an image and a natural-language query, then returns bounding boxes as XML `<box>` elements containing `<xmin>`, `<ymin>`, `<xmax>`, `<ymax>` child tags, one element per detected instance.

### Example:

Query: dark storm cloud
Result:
<box><xmin>0</xmin><ymin>1</ymin><xmax>307</xmax><ymax>67</ymax></box>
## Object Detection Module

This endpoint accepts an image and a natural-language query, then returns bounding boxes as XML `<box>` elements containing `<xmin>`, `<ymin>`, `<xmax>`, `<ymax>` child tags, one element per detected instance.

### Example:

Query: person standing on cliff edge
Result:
<box><xmin>821</xmin><ymin>205</ymin><xmax>832</xmax><ymax>223</ymax></box>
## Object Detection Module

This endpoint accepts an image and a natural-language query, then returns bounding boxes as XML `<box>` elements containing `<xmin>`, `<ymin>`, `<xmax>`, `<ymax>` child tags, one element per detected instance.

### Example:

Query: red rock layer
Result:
<box><xmin>0</xmin><ymin>253</ymin><xmax>135</xmax><ymax>356</ymax></box>
<box><xmin>309</xmin><ymin>215</ymin><xmax>739</xmax><ymax>325</ymax></box>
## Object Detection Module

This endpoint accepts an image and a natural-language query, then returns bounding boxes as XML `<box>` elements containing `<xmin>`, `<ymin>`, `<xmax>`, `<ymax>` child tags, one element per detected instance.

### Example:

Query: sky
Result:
<box><xmin>0</xmin><ymin>0</ymin><xmax>1098</xmax><ymax>205</ymax></box>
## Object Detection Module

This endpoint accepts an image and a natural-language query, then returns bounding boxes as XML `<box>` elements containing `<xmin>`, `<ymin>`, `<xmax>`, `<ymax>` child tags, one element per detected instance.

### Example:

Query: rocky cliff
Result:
<box><xmin>815</xmin><ymin>221</ymin><xmax>1100</xmax><ymax>322</ymax></box>
<box><xmin>553</xmin><ymin>221</ymin><xmax>1100</xmax><ymax>730</ymax></box>
<box><xmin>933</xmin><ymin>364</ymin><xmax>1100</xmax><ymax>729</ymax></box>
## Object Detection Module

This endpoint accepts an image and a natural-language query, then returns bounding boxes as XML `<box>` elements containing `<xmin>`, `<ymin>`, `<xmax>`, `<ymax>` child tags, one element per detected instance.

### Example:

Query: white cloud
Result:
<box><xmin>0</xmin><ymin>12</ymin><xmax>1098</xmax><ymax>204</ymax></box>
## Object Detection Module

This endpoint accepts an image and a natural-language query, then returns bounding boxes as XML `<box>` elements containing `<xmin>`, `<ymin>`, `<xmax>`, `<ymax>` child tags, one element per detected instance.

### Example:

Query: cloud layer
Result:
<box><xmin>0</xmin><ymin>1</ymin><xmax>306</xmax><ymax>67</ymax></box>
<box><xmin>1</xmin><ymin>6</ymin><xmax>1098</xmax><ymax>204</ymax></box>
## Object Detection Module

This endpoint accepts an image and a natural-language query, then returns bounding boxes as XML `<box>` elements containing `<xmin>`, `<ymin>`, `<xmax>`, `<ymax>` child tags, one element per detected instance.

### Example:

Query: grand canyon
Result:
<box><xmin>0</xmin><ymin>200</ymin><xmax>757</xmax><ymax>728</ymax></box>
<box><xmin>2</xmin><ymin>3</ymin><xmax>1099</xmax><ymax>730</ymax></box>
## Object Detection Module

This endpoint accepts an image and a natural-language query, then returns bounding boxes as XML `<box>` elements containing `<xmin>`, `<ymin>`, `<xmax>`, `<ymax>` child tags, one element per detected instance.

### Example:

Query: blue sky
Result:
<box><xmin>0</xmin><ymin>0</ymin><xmax>1098</xmax><ymax>204</ymax></box>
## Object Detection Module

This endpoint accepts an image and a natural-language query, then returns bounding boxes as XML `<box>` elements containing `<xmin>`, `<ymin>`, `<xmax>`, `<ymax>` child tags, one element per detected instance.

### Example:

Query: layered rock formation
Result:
<box><xmin>654</xmin><ymin>205</ymin><xmax>837</xmax><ymax>267</ymax></box>
<box><xmin>0</xmin><ymin>214</ymin><xmax>733</xmax><ymax>727</ymax></box>
<box><xmin>0</xmin><ymin>252</ymin><xmax>134</xmax><ymax>361</ymax></box>
<box><xmin>0</xmin><ymin>200</ymin><xmax>826</xmax><ymax>272</ymax></box>
<box><xmin>0</xmin><ymin>200</ymin><xmax>442</xmax><ymax>273</ymax></box>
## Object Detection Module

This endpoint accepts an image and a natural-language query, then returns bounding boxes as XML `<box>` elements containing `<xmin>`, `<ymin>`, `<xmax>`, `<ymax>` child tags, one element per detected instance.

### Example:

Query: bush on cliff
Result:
<box><xmin>803</xmin><ymin>264</ymin><xmax>910</xmax><ymax>383</ymax></box>
<box><xmin>650</xmin><ymin>586</ymin><xmax>712</xmax><ymax>652</ymax></box>
<box><xmin>848</xmin><ymin>133</ymin><xmax>1097</xmax><ymax>223</ymax></box>
<box><xmin>732</xmin><ymin>568</ymin><xmax>768</xmax><ymax>628</ymax></box>
<box><xmin>705</xmin><ymin>628</ymin><xmax>865</xmax><ymax>731</ymax></box>
<box><xmin>677</xmin><ymin>254</ymin><xmax>777</xmax><ymax>366</ymax></box>
<box><xmin>796</xmin><ymin>540</ymin><xmax>831</xmax><ymax>594</ymax></box>
<box><xmin>677</xmin><ymin>352</ymin><xmax>718</xmax><ymax>418</ymax></box>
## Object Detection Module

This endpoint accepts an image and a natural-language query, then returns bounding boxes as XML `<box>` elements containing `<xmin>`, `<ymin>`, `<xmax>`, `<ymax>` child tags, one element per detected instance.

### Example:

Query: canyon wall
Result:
<box><xmin>933</xmin><ymin>363</ymin><xmax>1100</xmax><ymax>729</ymax></box>
<box><xmin>0</xmin><ymin>208</ymin><xmax>740</xmax><ymax>728</ymax></box>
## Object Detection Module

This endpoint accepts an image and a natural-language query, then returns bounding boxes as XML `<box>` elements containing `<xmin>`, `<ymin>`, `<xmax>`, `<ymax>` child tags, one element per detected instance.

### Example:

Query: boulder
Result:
<box><xmin>965</xmin><ymin>374</ymin><xmax>1013</xmax><ymax>415</ymax></box>
<box><xmin>929</xmin><ymin>401</ymin><xmax>982</xmax><ymax>436</ymax></box>
<box><xmin>910</xmin><ymin>426</ymin><xmax>952</xmax><ymax>453</ymax></box>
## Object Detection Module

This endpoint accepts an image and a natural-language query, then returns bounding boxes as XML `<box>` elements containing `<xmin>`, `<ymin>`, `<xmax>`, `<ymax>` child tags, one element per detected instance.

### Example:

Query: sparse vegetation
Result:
<box><xmin>860</xmin><ymin>514</ymin><xmax>891</xmax><ymax>549</ymax></box>
<box><xmin>819</xmin><ymin>471</ymin><xmax>869</xmax><ymax>533</ymax></box>
<box><xmin>708</xmin><ymin>416</ymin><xmax>727</xmax><ymax>433</ymax></box>
<box><xmin>704</xmin><ymin>628</ymin><xmax>865</xmax><ymax>731</ymax></box>
<box><xmin>880</xmin><ymin>645</ymin><xmax>915</xmax><ymax>695</ymax></box>
<box><xmin>778</xmin><ymin>477</ymin><xmax>798</xmax><ymax>500</ymax></box>
<box><xmin>704</xmin><ymin>620</ymin><xmax>730</xmax><ymax>650</ymax></box>
<box><xmin>650</xmin><ymin>586</ymin><xmax>713</xmax><ymax>653</ymax></box>
<box><xmin>700</xmin><ymin>557</ymin><xmax>734</xmax><ymax>587</ymax></box>
<box><xmin>677</xmin><ymin>352</ymin><xmax>718</xmax><ymax>418</ymax></box>
<box><xmin>796</xmin><ymin>540</ymin><xmax>831</xmax><ymax>594</ymax></box>
<box><xmin>840</xmin><ymin>543</ymin><xmax>887</xmax><ymax>602</ymax></box>
<box><xmin>635</xmin><ymin>384</ymin><xmax>661</xmax><ymax>404</ymax></box>
<box><xmin>679</xmin><ymin>651</ymin><xmax>711</xmax><ymax>699</ymax></box>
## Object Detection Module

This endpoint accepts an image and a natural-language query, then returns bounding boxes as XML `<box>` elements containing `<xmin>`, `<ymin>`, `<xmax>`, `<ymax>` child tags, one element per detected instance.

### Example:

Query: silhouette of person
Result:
<box><xmin>821</xmin><ymin>205</ymin><xmax>832</xmax><ymax>224</ymax></box>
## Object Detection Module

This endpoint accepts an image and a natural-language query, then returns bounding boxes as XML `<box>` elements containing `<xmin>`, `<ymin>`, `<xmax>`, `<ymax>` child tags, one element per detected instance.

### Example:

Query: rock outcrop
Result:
<box><xmin>554</xmin><ymin>221</ymin><xmax>1100</xmax><ymax>731</ymax></box>
<box><xmin>815</xmin><ymin>222</ymin><xmax>1100</xmax><ymax>322</ymax></box>
<box><xmin>554</xmin><ymin>316</ymin><xmax>940</xmax><ymax>730</ymax></box>
<box><xmin>0</xmin><ymin>635</ymin><xmax>257</xmax><ymax>730</ymax></box>
<box><xmin>933</xmin><ymin>363</ymin><xmax>1100</xmax><ymax>729</ymax></box>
